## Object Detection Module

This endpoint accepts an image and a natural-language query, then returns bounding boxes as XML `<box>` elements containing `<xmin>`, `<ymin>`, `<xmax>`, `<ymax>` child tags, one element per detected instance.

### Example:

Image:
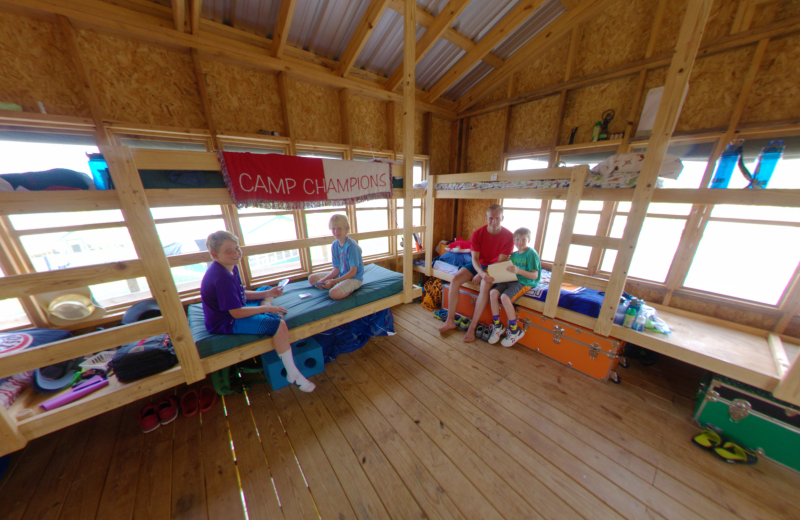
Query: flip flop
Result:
<box><xmin>433</xmin><ymin>309</ymin><xmax>448</xmax><ymax>321</ymax></box>
<box><xmin>691</xmin><ymin>429</ymin><xmax>722</xmax><ymax>450</ymax></box>
<box><xmin>180</xmin><ymin>389</ymin><xmax>199</xmax><ymax>417</ymax></box>
<box><xmin>199</xmin><ymin>386</ymin><xmax>218</xmax><ymax>413</ymax></box>
<box><xmin>713</xmin><ymin>441</ymin><xmax>758</xmax><ymax>465</ymax></box>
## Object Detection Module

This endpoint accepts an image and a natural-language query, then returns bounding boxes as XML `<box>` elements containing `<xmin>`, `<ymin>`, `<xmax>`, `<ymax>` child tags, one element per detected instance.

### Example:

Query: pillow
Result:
<box><xmin>446</xmin><ymin>239</ymin><xmax>472</xmax><ymax>252</ymax></box>
<box><xmin>439</xmin><ymin>251</ymin><xmax>473</xmax><ymax>267</ymax></box>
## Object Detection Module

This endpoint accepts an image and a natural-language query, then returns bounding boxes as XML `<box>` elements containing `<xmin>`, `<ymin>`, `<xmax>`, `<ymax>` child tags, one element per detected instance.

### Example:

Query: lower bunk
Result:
<box><xmin>417</xmin><ymin>265</ymin><xmax>799</xmax><ymax>393</ymax></box>
<box><xmin>1</xmin><ymin>265</ymin><xmax>421</xmax><ymax>453</ymax></box>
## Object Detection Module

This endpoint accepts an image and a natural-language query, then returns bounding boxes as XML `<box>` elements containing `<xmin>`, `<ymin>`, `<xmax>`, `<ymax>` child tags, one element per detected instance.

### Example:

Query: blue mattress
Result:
<box><xmin>188</xmin><ymin>264</ymin><xmax>403</xmax><ymax>359</ymax></box>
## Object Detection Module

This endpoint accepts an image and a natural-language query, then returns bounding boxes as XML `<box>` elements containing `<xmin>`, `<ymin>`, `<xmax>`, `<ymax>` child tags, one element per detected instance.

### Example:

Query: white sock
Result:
<box><xmin>278</xmin><ymin>350</ymin><xmax>315</xmax><ymax>392</ymax></box>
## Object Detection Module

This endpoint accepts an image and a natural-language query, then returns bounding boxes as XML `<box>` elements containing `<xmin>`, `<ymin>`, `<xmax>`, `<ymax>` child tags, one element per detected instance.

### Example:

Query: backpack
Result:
<box><xmin>210</xmin><ymin>358</ymin><xmax>268</xmax><ymax>396</ymax></box>
<box><xmin>109</xmin><ymin>333</ymin><xmax>177</xmax><ymax>383</ymax></box>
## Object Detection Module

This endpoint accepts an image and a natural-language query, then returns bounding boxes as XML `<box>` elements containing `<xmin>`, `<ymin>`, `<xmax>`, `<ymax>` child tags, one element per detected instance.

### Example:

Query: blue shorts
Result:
<box><xmin>462</xmin><ymin>264</ymin><xmax>488</xmax><ymax>277</ymax></box>
<box><xmin>231</xmin><ymin>286</ymin><xmax>281</xmax><ymax>336</ymax></box>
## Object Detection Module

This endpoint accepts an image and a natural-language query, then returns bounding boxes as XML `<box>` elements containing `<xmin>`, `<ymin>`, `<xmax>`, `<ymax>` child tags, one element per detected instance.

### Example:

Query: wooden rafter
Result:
<box><xmin>385</xmin><ymin>0</ymin><xmax>473</xmax><ymax>92</ymax></box>
<box><xmin>455</xmin><ymin>0</ymin><xmax>612</xmax><ymax>112</ymax></box>
<box><xmin>190</xmin><ymin>49</ymin><xmax>220</xmax><ymax>150</ymax></box>
<box><xmin>336</xmin><ymin>0</ymin><xmax>391</xmax><ymax>77</ymax></box>
<box><xmin>190</xmin><ymin>0</ymin><xmax>201</xmax><ymax>35</ymax></box>
<box><xmin>170</xmin><ymin>0</ymin><xmax>184</xmax><ymax>32</ymax></box>
<box><xmin>424</xmin><ymin>0</ymin><xmax>547</xmax><ymax>103</ymax></box>
<box><xmin>272</xmin><ymin>0</ymin><xmax>297</xmax><ymax>58</ymax></box>
<box><xmin>387</xmin><ymin>1</ymin><xmax>505</xmax><ymax>69</ymax></box>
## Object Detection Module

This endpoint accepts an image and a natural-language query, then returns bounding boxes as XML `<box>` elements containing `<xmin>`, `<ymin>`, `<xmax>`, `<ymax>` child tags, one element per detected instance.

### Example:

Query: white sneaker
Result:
<box><xmin>501</xmin><ymin>328</ymin><xmax>525</xmax><ymax>347</ymax></box>
<box><xmin>488</xmin><ymin>324</ymin><xmax>505</xmax><ymax>344</ymax></box>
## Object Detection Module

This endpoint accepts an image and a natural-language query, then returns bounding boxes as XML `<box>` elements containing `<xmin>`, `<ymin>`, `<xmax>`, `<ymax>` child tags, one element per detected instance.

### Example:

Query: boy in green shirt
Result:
<box><xmin>488</xmin><ymin>227</ymin><xmax>541</xmax><ymax>347</ymax></box>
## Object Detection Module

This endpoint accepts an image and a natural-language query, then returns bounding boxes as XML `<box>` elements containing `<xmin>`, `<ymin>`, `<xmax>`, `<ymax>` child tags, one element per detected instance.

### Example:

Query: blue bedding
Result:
<box><xmin>524</xmin><ymin>284</ymin><xmax>609</xmax><ymax>318</ymax></box>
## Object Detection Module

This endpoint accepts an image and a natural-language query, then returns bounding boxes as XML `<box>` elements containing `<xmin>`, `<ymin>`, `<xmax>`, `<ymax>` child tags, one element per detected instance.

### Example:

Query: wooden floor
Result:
<box><xmin>2</xmin><ymin>303</ymin><xmax>800</xmax><ymax>520</ymax></box>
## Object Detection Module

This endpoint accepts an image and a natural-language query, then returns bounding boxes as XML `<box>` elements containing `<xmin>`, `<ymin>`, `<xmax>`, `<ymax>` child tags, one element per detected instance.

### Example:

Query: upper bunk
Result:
<box><xmin>415</xmin><ymin>165</ymin><xmax>800</xmax><ymax>401</ymax></box>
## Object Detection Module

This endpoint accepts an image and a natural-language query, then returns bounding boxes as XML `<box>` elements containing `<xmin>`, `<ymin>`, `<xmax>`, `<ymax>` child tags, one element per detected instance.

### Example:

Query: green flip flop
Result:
<box><xmin>713</xmin><ymin>441</ymin><xmax>758</xmax><ymax>465</ymax></box>
<box><xmin>691</xmin><ymin>429</ymin><xmax>722</xmax><ymax>450</ymax></box>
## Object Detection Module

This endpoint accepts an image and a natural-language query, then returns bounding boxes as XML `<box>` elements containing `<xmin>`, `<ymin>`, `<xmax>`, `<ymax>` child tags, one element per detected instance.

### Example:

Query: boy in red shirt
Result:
<box><xmin>438</xmin><ymin>204</ymin><xmax>513</xmax><ymax>342</ymax></box>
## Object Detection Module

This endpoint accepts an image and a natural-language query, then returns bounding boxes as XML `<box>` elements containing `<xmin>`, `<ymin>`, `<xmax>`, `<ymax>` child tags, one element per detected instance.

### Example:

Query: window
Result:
<box><xmin>507</xmin><ymin>156</ymin><xmax>549</xmax><ymax>170</ymax></box>
<box><xmin>297</xmin><ymin>151</ymin><xmax>345</xmax><ymax>160</ymax></box>
<box><xmin>221</xmin><ymin>144</ymin><xmax>286</xmax><ymax>155</ymax></box>
<box><xmin>240</xmin><ymin>210</ymin><xmax>302</xmax><ymax>278</ymax></box>
<box><xmin>116</xmin><ymin>136</ymin><xmax>208</xmax><ymax>151</ymax></box>
<box><xmin>396</xmin><ymin>198</ymin><xmax>422</xmax><ymax>252</ymax></box>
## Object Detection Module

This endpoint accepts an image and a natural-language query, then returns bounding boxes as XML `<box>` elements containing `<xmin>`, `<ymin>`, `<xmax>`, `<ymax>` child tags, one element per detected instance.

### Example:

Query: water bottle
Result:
<box><xmin>709</xmin><ymin>142</ymin><xmax>742</xmax><ymax>189</ymax></box>
<box><xmin>633</xmin><ymin>313</ymin><xmax>646</xmax><ymax>332</ymax></box>
<box><xmin>623</xmin><ymin>299</ymin><xmax>640</xmax><ymax>328</ymax></box>
<box><xmin>614</xmin><ymin>299</ymin><xmax>629</xmax><ymax>326</ymax></box>
<box><xmin>751</xmin><ymin>140</ymin><xmax>784</xmax><ymax>189</ymax></box>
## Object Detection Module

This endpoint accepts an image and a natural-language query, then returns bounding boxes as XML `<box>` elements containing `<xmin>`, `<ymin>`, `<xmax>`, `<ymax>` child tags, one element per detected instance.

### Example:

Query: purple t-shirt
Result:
<box><xmin>200</xmin><ymin>261</ymin><xmax>246</xmax><ymax>334</ymax></box>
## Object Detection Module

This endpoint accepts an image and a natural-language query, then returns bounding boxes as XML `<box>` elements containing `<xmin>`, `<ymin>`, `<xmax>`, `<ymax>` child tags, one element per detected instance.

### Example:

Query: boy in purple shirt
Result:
<box><xmin>201</xmin><ymin>231</ymin><xmax>315</xmax><ymax>392</ymax></box>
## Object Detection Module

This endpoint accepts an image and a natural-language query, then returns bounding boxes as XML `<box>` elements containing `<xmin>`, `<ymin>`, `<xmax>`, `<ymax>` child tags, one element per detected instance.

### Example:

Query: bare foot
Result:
<box><xmin>438</xmin><ymin>321</ymin><xmax>456</xmax><ymax>334</ymax></box>
<box><xmin>463</xmin><ymin>330</ymin><xmax>476</xmax><ymax>342</ymax></box>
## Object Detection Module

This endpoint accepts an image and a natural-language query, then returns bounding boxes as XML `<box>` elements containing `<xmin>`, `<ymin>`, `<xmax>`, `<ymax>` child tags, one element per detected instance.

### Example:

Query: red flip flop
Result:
<box><xmin>180</xmin><ymin>389</ymin><xmax>199</xmax><ymax>417</ymax></box>
<box><xmin>199</xmin><ymin>386</ymin><xmax>217</xmax><ymax>413</ymax></box>
<box><xmin>138</xmin><ymin>402</ymin><xmax>160</xmax><ymax>433</ymax></box>
<box><xmin>157</xmin><ymin>395</ymin><xmax>179</xmax><ymax>425</ymax></box>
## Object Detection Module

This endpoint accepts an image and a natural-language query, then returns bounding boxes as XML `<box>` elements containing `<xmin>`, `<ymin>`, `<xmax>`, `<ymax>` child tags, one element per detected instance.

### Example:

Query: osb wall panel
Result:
<box><xmin>559</xmin><ymin>75</ymin><xmax>638</xmax><ymax>146</ymax></box>
<box><xmin>654</xmin><ymin>0</ymin><xmax>739</xmax><ymax>55</ymax></box>
<box><xmin>474</xmin><ymin>79</ymin><xmax>509</xmax><ymax>110</ymax></box>
<box><xmin>0</xmin><ymin>13</ymin><xmax>89</xmax><ymax>117</ymax></box>
<box><xmin>431</xmin><ymin>116</ymin><xmax>454</xmax><ymax>245</ymax></box>
<box><xmin>288</xmin><ymin>79</ymin><xmax>341</xmax><ymax>143</ymax></box>
<box><xmin>512</xmin><ymin>43</ymin><xmax>569</xmax><ymax>96</ymax></box>
<box><xmin>350</xmin><ymin>95</ymin><xmax>387</xmax><ymax>150</ymax></box>
<box><xmin>573</xmin><ymin>0</ymin><xmax>652</xmax><ymax>78</ymax></box>
<box><xmin>467</xmin><ymin>110</ymin><xmax>505</xmax><ymax>172</ymax></box>
<box><xmin>751</xmin><ymin>0</ymin><xmax>800</xmax><ymax>31</ymax></box>
<box><xmin>703</xmin><ymin>0</ymin><xmax>739</xmax><ymax>43</ymax></box>
<box><xmin>741</xmin><ymin>34</ymin><xmax>800</xmax><ymax>124</ymax></box>
<box><xmin>676</xmin><ymin>46</ymin><xmax>754</xmax><ymax>132</ymax></box>
<box><xmin>201</xmin><ymin>59</ymin><xmax>284</xmax><ymax>135</ymax></box>
<box><xmin>461</xmin><ymin>200</ymin><xmax>495</xmax><ymax>238</ymax></box>
<box><xmin>393</xmin><ymin>104</ymin><xmax>425</xmax><ymax>155</ymax></box>
<box><xmin>507</xmin><ymin>95</ymin><xmax>560</xmax><ymax>152</ymax></box>
<box><xmin>77</xmin><ymin>30</ymin><xmax>206</xmax><ymax>128</ymax></box>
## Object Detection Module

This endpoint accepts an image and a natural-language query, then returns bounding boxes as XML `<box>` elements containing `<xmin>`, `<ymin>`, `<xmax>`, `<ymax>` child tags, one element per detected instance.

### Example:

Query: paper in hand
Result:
<box><xmin>487</xmin><ymin>261</ymin><xmax>518</xmax><ymax>283</ymax></box>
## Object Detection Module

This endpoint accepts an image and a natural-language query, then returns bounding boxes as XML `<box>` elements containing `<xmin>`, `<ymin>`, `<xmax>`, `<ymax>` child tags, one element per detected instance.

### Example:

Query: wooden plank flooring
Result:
<box><xmin>2</xmin><ymin>303</ymin><xmax>800</xmax><ymax>520</ymax></box>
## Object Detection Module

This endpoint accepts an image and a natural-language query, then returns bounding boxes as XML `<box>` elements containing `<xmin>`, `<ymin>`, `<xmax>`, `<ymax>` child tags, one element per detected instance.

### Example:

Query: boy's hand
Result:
<box><xmin>506</xmin><ymin>265</ymin><xmax>518</xmax><ymax>274</ymax></box>
<box><xmin>322</xmin><ymin>280</ymin><xmax>335</xmax><ymax>290</ymax></box>
<box><xmin>264</xmin><ymin>287</ymin><xmax>283</xmax><ymax>297</ymax></box>
<box><xmin>264</xmin><ymin>305</ymin><xmax>288</xmax><ymax>315</ymax></box>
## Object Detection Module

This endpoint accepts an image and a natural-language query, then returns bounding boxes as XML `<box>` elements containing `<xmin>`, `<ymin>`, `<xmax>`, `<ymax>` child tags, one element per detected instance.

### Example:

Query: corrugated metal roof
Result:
<box><xmin>443</xmin><ymin>0</ymin><xmax>566</xmax><ymax>100</ymax></box>
<box><xmin>288</xmin><ymin>0</ymin><xmax>373</xmax><ymax>59</ymax></box>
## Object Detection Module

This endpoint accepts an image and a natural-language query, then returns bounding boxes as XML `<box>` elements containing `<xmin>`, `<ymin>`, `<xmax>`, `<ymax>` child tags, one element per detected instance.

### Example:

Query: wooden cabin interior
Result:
<box><xmin>2</xmin><ymin>0</ymin><xmax>800</xmax><ymax>518</ymax></box>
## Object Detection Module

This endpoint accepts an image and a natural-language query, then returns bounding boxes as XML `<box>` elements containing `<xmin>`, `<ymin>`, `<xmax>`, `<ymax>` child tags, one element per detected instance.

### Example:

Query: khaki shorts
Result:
<box><xmin>321</xmin><ymin>273</ymin><xmax>363</xmax><ymax>297</ymax></box>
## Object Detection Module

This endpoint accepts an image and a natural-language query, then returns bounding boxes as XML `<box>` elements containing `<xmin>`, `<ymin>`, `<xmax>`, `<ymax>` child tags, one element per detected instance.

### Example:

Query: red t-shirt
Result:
<box><xmin>470</xmin><ymin>226</ymin><xmax>514</xmax><ymax>266</ymax></box>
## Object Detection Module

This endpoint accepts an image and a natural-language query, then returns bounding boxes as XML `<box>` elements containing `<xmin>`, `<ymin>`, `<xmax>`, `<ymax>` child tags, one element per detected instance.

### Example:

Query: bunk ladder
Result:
<box><xmin>542</xmin><ymin>165</ymin><xmax>620</xmax><ymax>320</ymax></box>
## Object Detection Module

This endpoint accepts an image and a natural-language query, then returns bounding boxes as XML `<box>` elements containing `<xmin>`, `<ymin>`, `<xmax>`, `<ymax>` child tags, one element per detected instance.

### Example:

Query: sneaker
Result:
<box><xmin>138</xmin><ymin>402</ymin><xmax>160</xmax><ymax>433</ymax></box>
<box><xmin>433</xmin><ymin>309</ymin><xmax>448</xmax><ymax>321</ymax></box>
<box><xmin>475</xmin><ymin>324</ymin><xmax>486</xmax><ymax>340</ymax></box>
<box><xmin>456</xmin><ymin>315</ymin><xmax>471</xmax><ymax>331</ymax></box>
<box><xmin>501</xmin><ymin>328</ymin><xmax>525</xmax><ymax>347</ymax></box>
<box><xmin>487</xmin><ymin>324</ymin><xmax>505</xmax><ymax>344</ymax></box>
<box><xmin>157</xmin><ymin>395</ymin><xmax>179</xmax><ymax>425</ymax></box>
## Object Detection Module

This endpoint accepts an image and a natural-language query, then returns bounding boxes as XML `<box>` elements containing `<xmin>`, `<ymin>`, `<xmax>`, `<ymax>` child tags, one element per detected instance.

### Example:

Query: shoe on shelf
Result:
<box><xmin>501</xmin><ymin>328</ymin><xmax>525</xmax><ymax>347</ymax></box>
<box><xmin>180</xmin><ymin>389</ymin><xmax>199</xmax><ymax>417</ymax></box>
<box><xmin>199</xmin><ymin>386</ymin><xmax>218</xmax><ymax>413</ymax></box>
<box><xmin>138</xmin><ymin>402</ymin><xmax>160</xmax><ymax>433</ymax></box>
<box><xmin>488</xmin><ymin>324</ymin><xmax>505</xmax><ymax>344</ymax></box>
<box><xmin>157</xmin><ymin>395</ymin><xmax>179</xmax><ymax>425</ymax></box>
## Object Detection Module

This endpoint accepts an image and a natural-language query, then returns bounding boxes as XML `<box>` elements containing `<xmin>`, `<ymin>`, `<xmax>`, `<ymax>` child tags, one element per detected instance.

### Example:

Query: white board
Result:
<box><xmin>487</xmin><ymin>261</ymin><xmax>518</xmax><ymax>283</ymax></box>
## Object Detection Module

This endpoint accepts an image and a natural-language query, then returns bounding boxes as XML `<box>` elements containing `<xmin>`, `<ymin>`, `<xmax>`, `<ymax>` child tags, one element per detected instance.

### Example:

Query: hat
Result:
<box><xmin>34</xmin><ymin>288</ymin><xmax>106</xmax><ymax>327</ymax></box>
<box><xmin>121</xmin><ymin>299</ymin><xmax>161</xmax><ymax>325</ymax></box>
<box><xmin>33</xmin><ymin>357</ymin><xmax>83</xmax><ymax>393</ymax></box>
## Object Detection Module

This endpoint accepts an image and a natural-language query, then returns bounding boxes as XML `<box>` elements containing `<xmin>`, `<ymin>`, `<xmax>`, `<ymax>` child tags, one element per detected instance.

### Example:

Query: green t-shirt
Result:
<box><xmin>511</xmin><ymin>247</ymin><xmax>541</xmax><ymax>287</ymax></box>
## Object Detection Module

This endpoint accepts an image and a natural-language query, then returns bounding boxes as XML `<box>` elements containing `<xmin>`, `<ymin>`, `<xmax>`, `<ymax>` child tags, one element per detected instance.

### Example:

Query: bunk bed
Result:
<box><xmin>0</xmin><ymin>147</ymin><xmax>421</xmax><ymax>456</ymax></box>
<box><xmin>415</xmin><ymin>165</ymin><xmax>800</xmax><ymax>398</ymax></box>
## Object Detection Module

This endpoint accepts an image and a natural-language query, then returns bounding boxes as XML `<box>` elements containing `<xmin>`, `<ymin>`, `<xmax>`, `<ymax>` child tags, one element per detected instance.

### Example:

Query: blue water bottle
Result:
<box><xmin>709</xmin><ymin>141</ymin><xmax>743</xmax><ymax>189</ymax></box>
<box><xmin>751</xmin><ymin>140</ymin><xmax>784</xmax><ymax>189</ymax></box>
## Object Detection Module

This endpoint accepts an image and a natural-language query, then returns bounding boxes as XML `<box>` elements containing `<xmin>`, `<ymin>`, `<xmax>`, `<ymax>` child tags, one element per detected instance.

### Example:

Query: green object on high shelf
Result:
<box><xmin>0</xmin><ymin>102</ymin><xmax>22</xmax><ymax>111</ymax></box>
<box><xmin>693</xmin><ymin>373</ymin><xmax>800</xmax><ymax>472</ymax></box>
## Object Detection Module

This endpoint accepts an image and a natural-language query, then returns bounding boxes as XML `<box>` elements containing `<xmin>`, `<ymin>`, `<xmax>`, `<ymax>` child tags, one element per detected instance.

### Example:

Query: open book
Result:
<box><xmin>487</xmin><ymin>261</ymin><xmax>518</xmax><ymax>283</ymax></box>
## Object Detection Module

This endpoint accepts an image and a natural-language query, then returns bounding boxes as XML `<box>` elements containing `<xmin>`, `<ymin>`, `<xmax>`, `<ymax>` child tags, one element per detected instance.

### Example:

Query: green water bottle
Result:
<box><xmin>591</xmin><ymin>121</ymin><xmax>601</xmax><ymax>142</ymax></box>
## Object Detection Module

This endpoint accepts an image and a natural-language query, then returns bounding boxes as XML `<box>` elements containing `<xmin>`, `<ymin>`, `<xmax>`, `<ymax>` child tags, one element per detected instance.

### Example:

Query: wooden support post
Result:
<box><xmin>449</xmin><ymin>120</ymin><xmax>459</xmax><ymax>174</ymax></box>
<box><xmin>459</xmin><ymin>117</ymin><xmax>470</xmax><ymax>173</ymax></box>
<box><xmin>402</xmin><ymin>0</ymin><xmax>415</xmax><ymax>302</ymax></box>
<box><xmin>189</xmin><ymin>0</ymin><xmax>202</xmax><ymax>35</ymax></box>
<box><xmin>104</xmin><ymin>146</ymin><xmax>205</xmax><ymax>384</ymax></box>
<box><xmin>773</xmin><ymin>337</ymin><xmax>800</xmax><ymax>406</ymax></box>
<box><xmin>58</xmin><ymin>15</ymin><xmax>109</xmax><ymax>146</ymax></box>
<box><xmin>595</xmin><ymin>0</ymin><xmax>714</xmax><ymax>337</ymax></box>
<box><xmin>422</xmin><ymin>111</ymin><xmax>432</xmax><ymax>156</ymax></box>
<box><xmin>502</xmin><ymin>105</ymin><xmax>513</xmax><ymax>154</ymax></box>
<box><xmin>775</xmin><ymin>260</ymin><xmax>800</xmax><ymax>333</ymax></box>
<box><xmin>272</xmin><ymin>0</ymin><xmax>298</xmax><ymax>58</ymax></box>
<box><xmin>543</xmin><ymin>166</ymin><xmax>589</xmax><ymax>317</ymax></box>
<box><xmin>277</xmin><ymin>72</ymin><xmax>296</xmax><ymax>154</ymax></box>
<box><xmin>0</xmin><ymin>405</ymin><xmax>26</xmax><ymax>455</ymax></box>
<box><xmin>222</xmin><ymin>205</ymin><xmax>251</xmax><ymax>286</ymax></box>
<box><xmin>424</xmin><ymin>174</ymin><xmax>436</xmax><ymax>276</ymax></box>
<box><xmin>170</xmin><ymin>0</ymin><xmax>185</xmax><ymax>32</ymax></box>
<box><xmin>191</xmin><ymin>49</ymin><xmax>220</xmax><ymax>150</ymax></box>
<box><xmin>533</xmin><ymin>200</ymin><xmax>550</xmax><ymax>255</ymax></box>
<box><xmin>0</xmin><ymin>217</ymin><xmax>47</xmax><ymax>328</ymax></box>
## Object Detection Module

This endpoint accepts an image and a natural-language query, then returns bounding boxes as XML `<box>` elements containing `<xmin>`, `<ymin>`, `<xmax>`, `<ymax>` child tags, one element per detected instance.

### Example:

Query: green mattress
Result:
<box><xmin>188</xmin><ymin>263</ymin><xmax>403</xmax><ymax>359</ymax></box>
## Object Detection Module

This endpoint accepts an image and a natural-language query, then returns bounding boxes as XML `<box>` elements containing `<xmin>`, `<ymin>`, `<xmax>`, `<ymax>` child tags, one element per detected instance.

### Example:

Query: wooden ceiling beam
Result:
<box><xmin>0</xmin><ymin>0</ymin><xmax>456</xmax><ymax>118</ymax></box>
<box><xmin>335</xmin><ymin>0</ymin><xmax>391</xmax><ymax>77</ymax></box>
<box><xmin>454</xmin><ymin>0</ymin><xmax>613</xmax><ymax>112</ymax></box>
<box><xmin>190</xmin><ymin>0</ymin><xmax>201</xmax><ymax>35</ymax></box>
<box><xmin>424</xmin><ymin>0</ymin><xmax>547</xmax><ymax>103</ymax></box>
<box><xmin>271</xmin><ymin>0</ymin><xmax>297</xmax><ymax>58</ymax></box>
<box><xmin>170</xmin><ymin>0</ymin><xmax>184</xmax><ymax>32</ymax></box>
<box><xmin>384</xmin><ymin>0</ymin><xmax>473</xmax><ymax>92</ymax></box>
<box><xmin>387</xmin><ymin>1</ymin><xmax>504</xmax><ymax>70</ymax></box>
